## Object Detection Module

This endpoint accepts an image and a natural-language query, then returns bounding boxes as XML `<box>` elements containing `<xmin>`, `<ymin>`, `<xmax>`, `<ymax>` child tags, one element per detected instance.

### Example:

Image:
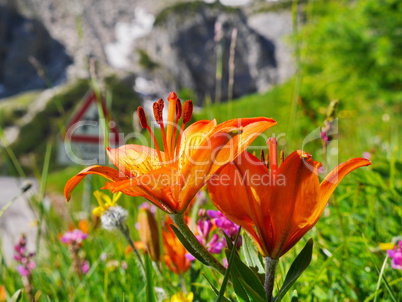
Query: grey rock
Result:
<box><xmin>0</xmin><ymin>4</ymin><xmax>71</xmax><ymax>97</ymax></box>
<box><xmin>0</xmin><ymin>0</ymin><xmax>294</xmax><ymax>102</ymax></box>
<box><xmin>133</xmin><ymin>2</ymin><xmax>279</xmax><ymax>102</ymax></box>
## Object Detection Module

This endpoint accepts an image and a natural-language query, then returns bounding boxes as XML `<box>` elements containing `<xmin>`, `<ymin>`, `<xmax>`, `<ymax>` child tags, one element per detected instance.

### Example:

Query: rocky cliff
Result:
<box><xmin>0</xmin><ymin>0</ymin><xmax>294</xmax><ymax>101</ymax></box>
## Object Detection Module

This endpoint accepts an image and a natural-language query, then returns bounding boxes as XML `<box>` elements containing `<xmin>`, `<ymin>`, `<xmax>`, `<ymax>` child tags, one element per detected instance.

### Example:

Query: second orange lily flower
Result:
<box><xmin>208</xmin><ymin>138</ymin><xmax>371</xmax><ymax>259</ymax></box>
<box><xmin>64</xmin><ymin>92</ymin><xmax>276</xmax><ymax>214</ymax></box>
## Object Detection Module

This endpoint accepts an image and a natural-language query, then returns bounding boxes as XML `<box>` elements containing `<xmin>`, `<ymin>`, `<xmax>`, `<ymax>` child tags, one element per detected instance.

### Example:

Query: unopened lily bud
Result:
<box><xmin>138</xmin><ymin>206</ymin><xmax>160</xmax><ymax>262</ymax></box>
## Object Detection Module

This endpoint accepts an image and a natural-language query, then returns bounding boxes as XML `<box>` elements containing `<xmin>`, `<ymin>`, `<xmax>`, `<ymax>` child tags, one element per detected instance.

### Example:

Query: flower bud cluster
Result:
<box><xmin>14</xmin><ymin>235</ymin><xmax>36</xmax><ymax>277</ymax></box>
<box><xmin>60</xmin><ymin>229</ymin><xmax>90</xmax><ymax>275</ymax></box>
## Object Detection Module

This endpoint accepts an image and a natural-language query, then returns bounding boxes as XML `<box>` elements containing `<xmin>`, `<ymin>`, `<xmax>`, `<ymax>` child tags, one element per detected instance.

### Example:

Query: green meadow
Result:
<box><xmin>1</xmin><ymin>0</ymin><xmax>401</xmax><ymax>301</ymax></box>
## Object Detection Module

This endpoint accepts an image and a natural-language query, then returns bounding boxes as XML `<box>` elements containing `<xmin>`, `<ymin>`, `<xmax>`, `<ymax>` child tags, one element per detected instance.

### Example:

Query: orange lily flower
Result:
<box><xmin>208</xmin><ymin>138</ymin><xmax>371</xmax><ymax>259</ymax></box>
<box><xmin>163</xmin><ymin>217</ymin><xmax>191</xmax><ymax>274</ymax></box>
<box><xmin>64</xmin><ymin>92</ymin><xmax>276</xmax><ymax>213</ymax></box>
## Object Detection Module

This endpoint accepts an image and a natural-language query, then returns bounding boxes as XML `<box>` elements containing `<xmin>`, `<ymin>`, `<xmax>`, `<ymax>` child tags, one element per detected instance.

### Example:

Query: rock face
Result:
<box><xmin>0</xmin><ymin>0</ymin><xmax>294</xmax><ymax>101</ymax></box>
<box><xmin>0</xmin><ymin>4</ymin><xmax>71</xmax><ymax>97</ymax></box>
<box><xmin>133</xmin><ymin>2</ymin><xmax>278</xmax><ymax>102</ymax></box>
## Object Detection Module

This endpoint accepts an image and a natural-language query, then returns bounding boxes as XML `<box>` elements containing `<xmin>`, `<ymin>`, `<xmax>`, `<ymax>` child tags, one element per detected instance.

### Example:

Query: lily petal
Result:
<box><xmin>178</xmin><ymin>127</ymin><xmax>240</xmax><ymax>210</ymax></box>
<box><xmin>210</xmin><ymin>117</ymin><xmax>277</xmax><ymax>176</ymax></box>
<box><xmin>208</xmin><ymin>152</ymin><xmax>267</xmax><ymax>254</ymax></box>
<box><xmin>107</xmin><ymin>145</ymin><xmax>164</xmax><ymax>177</ymax></box>
<box><xmin>259</xmin><ymin>151</ymin><xmax>321</xmax><ymax>258</ymax></box>
<box><xmin>64</xmin><ymin>165</ymin><xmax>127</xmax><ymax>201</ymax></box>
<box><xmin>104</xmin><ymin>167</ymin><xmax>180</xmax><ymax>213</ymax></box>
<box><xmin>177</xmin><ymin>119</ymin><xmax>217</xmax><ymax>169</ymax></box>
<box><xmin>319</xmin><ymin>158</ymin><xmax>371</xmax><ymax>206</ymax></box>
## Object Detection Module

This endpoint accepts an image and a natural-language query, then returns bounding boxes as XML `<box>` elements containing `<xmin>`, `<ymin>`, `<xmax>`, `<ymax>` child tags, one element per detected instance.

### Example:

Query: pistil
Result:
<box><xmin>268</xmin><ymin>137</ymin><xmax>278</xmax><ymax>173</ymax></box>
<box><xmin>166</xmin><ymin>92</ymin><xmax>178</xmax><ymax>159</ymax></box>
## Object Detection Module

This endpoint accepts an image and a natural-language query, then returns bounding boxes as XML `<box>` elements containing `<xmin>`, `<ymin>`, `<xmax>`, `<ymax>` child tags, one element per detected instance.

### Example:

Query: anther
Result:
<box><xmin>260</xmin><ymin>149</ymin><xmax>265</xmax><ymax>163</ymax></box>
<box><xmin>176</xmin><ymin>99</ymin><xmax>182</xmax><ymax>119</ymax></box>
<box><xmin>153</xmin><ymin>102</ymin><xmax>163</xmax><ymax>124</ymax></box>
<box><xmin>158</xmin><ymin>98</ymin><xmax>164</xmax><ymax>110</ymax></box>
<box><xmin>182</xmin><ymin>100</ymin><xmax>193</xmax><ymax>124</ymax></box>
<box><xmin>137</xmin><ymin>106</ymin><xmax>148</xmax><ymax>129</ymax></box>
<box><xmin>280</xmin><ymin>150</ymin><xmax>285</xmax><ymax>165</ymax></box>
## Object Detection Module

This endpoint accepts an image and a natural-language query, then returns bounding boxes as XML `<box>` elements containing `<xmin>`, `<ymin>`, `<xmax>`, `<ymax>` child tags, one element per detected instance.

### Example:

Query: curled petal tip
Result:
<box><xmin>348</xmin><ymin>157</ymin><xmax>372</xmax><ymax>167</ymax></box>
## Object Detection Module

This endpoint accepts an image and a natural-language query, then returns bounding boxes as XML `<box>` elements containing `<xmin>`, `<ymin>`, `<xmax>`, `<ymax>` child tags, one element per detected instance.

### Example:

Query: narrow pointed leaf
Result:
<box><xmin>231</xmin><ymin>273</ymin><xmax>251</xmax><ymax>302</ymax></box>
<box><xmin>274</xmin><ymin>239</ymin><xmax>314</xmax><ymax>302</ymax></box>
<box><xmin>10</xmin><ymin>289</ymin><xmax>23</xmax><ymax>302</ymax></box>
<box><xmin>203</xmin><ymin>274</ymin><xmax>233</xmax><ymax>302</ymax></box>
<box><xmin>237</xmin><ymin>278</ymin><xmax>266</xmax><ymax>302</ymax></box>
<box><xmin>291</xmin><ymin>290</ymin><xmax>299</xmax><ymax>302</ymax></box>
<box><xmin>145</xmin><ymin>254</ymin><xmax>156</xmax><ymax>302</ymax></box>
<box><xmin>216</xmin><ymin>228</ymin><xmax>242</xmax><ymax>302</ymax></box>
<box><xmin>241</xmin><ymin>233</ymin><xmax>265</xmax><ymax>274</ymax></box>
<box><xmin>223</xmin><ymin>233</ymin><xmax>266</xmax><ymax>300</ymax></box>
<box><xmin>170</xmin><ymin>224</ymin><xmax>209</xmax><ymax>265</ymax></box>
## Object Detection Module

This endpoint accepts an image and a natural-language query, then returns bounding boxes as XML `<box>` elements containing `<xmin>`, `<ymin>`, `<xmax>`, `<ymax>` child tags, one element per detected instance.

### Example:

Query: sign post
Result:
<box><xmin>57</xmin><ymin>91</ymin><xmax>120</xmax><ymax>166</ymax></box>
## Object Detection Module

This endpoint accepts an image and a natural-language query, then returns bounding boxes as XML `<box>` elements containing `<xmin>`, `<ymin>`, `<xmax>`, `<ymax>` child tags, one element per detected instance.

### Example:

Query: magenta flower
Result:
<box><xmin>14</xmin><ymin>235</ymin><xmax>36</xmax><ymax>277</ymax></box>
<box><xmin>196</xmin><ymin>191</ymin><xmax>208</xmax><ymax>206</ymax></box>
<box><xmin>207</xmin><ymin>210</ymin><xmax>242</xmax><ymax>248</ymax></box>
<box><xmin>387</xmin><ymin>241</ymin><xmax>402</xmax><ymax>270</ymax></box>
<box><xmin>60</xmin><ymin>228</ymin><xmax>89</xmax><ymax>277</ymax></box>
<box><xmin>186</xmin><ymin>214</ymin><xmax>225</xmax><ymax>261</ymax></box>
<box><xmin>196</xmin><ymin>219</ymin><xmax>224</xmax><ymax>254</ymax></box>
<box><xmin>139</xmin><ymin>202</ymin><xmax>157</xmax><ymax>213</ymax></box>
<box><xmin>81</xmin><ymin>260</ymin><xmax>90</xmax><ymax>274</ymax></box>
<box><xmin>363</xmin><ymin>151</ymin><xmax>371</xmax><ymax>160</ymax></box>
<box><xmin>60</xmin><ymin>229</ymin><xmax>88</xmax><ymax>245</ymax></box>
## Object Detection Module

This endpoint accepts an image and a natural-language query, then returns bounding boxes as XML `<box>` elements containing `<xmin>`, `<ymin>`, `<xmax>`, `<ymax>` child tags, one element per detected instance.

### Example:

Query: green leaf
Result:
<box><xmin>216</xmin><ymin>228</ymin><xmax>242</xmax><ymax>302</ymax></box>
<box><xmin>222</xmin><ymin>233</ymin><xmax>266</xmax><ymax>301</ymax></box>
<box><xmin>202</xmin><ymin>274</ymin><xmax>233</xmax><ymax>302</ymax></box>
<box><xmin>274</xmin><ymin>239</ymin><xmax>314</xmax><ymax>302</ymax></box>
<box><xmin>237</xmin><ymin>278</ymin><xmax>266</xmax><ymax>302</ymax></box>
<box><xmin>291</xmin><ymin>290</ymin><xmax>299</xmax><ymax>302</ymax></box>
<box><xmin>241</xmin><ymin>233</ymin><xmax>265</xmax><ymax>274</ymax></box>
<box><xmin>10</xmin><ymin>289</ymin><xmax>23</xmax><ymax>302</ymax></box>
<box><xmin>231</xmin><ymin>272</ymin><xmax>250</xmax><ymax>302</ymax></box>
<box><xmin>145</xmin><ymin>255</ymin><xmax>156</xmax><ymax>302</ymax></box>
<box><xmin>170</xmin><ymin>224</ymin><xmax>209</xmax><ymax>265</ymax></box>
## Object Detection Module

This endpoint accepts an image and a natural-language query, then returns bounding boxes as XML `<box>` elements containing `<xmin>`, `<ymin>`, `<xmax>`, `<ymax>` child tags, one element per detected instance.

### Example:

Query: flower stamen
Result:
<box><xmin>280</xmin><ymin>150</ymin><xmax>285</xmax><ymax>165</ymax></box>
<box><xmin>176</xmin><ymin>100</ymin><xmax>193</xmax><ymax>157</ymax></box>
<box><xmin>138</xmin><ymin>106</ymin><xmax>163</xmax><ymax>162</ymax></box>
<box><xmin>153</xmin><ymin>101</ymin><xmax>169</xmax><ymax>161</ymax></box>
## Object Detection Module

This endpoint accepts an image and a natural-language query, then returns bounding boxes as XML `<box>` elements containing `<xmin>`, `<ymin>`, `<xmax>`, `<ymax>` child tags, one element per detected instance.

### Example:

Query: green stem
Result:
<box><xmin>264</xmin><ymin>257</ymin><xmax>278</xmax><ymax>302</ymax></box>
<box><xmin>119</xmin><ymin>223</ymin><xmax>146</xmax><ymax>275</ymax></box>
<box><xmin>170</xmin><ymin>213</ymin><xmax>226</xmax><ymax>275</ymax></box>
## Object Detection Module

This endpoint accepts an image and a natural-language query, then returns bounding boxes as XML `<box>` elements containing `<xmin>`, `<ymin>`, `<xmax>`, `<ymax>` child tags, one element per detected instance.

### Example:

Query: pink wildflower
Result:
<box><xmin>387</xmin><ymin>241</ymin><xmax>402</xmax><ymax>270</ymax></box>
<box><xmin>60</xmin><ymin>229</ymin><xmax>88</xmax><ymax>245</ymax></box>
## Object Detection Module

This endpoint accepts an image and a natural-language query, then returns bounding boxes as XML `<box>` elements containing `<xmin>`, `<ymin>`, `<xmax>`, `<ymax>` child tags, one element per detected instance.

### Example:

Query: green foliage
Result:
<box><xmin>298</xmin><ymin>0</ymin><xmax>402</xmax><ymax>109</ymax></box>
<box><xmin>0</xmin><ymin>91</ymin><xmax>40</xmax><ymax>128</ymax></box>
<box><xmin>103</xmin><ymin>75</ymin><xmax>141</xmax><ymax>135</ymax></box>
<box><xmin>11</xmin><ymin>79</ymin><xmax>89</xmax><ymax>157</ymax></box>
<box><xmin>2</xmin><ymin>76</ymin><xmax>140</xmax><ymax>174</ymax></box>
<box><xmin>137</xmin><ymin>49</ymin><xmax>159</xmax><ymax>70</ymax></box>
<box><xmin>274</xmin><ymin>239</ymin><xmax>313</xmax><ymax>302</ymax></box>
<box><xmin>154</xmin><ymin>1</ymin><xmax>238</xmax><ymax>26</ymax></box>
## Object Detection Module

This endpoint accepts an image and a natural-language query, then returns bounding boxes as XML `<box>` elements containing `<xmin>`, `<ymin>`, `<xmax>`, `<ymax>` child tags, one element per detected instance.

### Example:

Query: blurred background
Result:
<box><xmin>0</xmin><ymin>0</ymin><xmax>400</xmax><ymax>172</ymax></box>
<box><xmin>0</xmin><ymin>0</ymin><xmax>401</xmax><ymax>300</ymax></box>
